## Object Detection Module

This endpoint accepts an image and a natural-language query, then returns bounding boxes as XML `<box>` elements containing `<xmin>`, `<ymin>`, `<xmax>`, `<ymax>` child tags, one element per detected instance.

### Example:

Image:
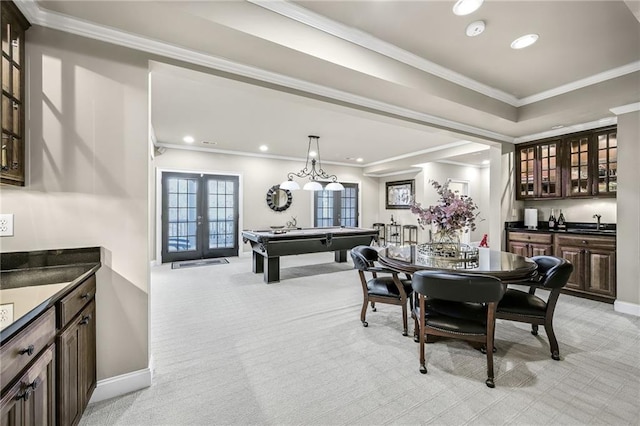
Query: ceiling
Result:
<box><xmin>21</xmin><ymin>0</ymin><xmax>640</xmax><ymax>173</ymax></box>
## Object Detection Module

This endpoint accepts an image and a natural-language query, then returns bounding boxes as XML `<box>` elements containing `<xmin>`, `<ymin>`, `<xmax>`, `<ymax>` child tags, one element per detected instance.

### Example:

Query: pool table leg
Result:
<box><xmin>335</xmin><ymin>250</ymin><xmax>347</xmax><ymax>262</ymax></box>
<box><xmin>264</xmin><ymin>256</ymin><xmax>280</xmax><ymax>283</ymax></box>
<box><xmin>252</xmin><ymin>251</ymin><xmax>264</xmax><ymax>274</ymax></box>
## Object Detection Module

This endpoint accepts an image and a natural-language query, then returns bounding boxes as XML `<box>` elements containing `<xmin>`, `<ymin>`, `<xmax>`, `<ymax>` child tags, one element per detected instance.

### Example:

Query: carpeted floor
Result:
<box><xmin>80</xmin><ymin>252</ymin><xmax>640</xmax><ymax>425</ymax></box>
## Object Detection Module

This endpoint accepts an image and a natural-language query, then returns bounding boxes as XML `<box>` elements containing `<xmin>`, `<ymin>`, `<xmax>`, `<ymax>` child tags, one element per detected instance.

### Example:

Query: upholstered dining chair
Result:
<box><xmin>496</xmin><ymin>255</ymin><xmax>573</xmax><ymax>360</ymax></box>
<box><xmin>350</xmin><ymin>245</ymin><xmax>413</xmax><ymax>336</ymax></box>
<box><xmin>412</xmin><ymin>270</ymin><xmax>505</xmax><ymax>388</ymax></box>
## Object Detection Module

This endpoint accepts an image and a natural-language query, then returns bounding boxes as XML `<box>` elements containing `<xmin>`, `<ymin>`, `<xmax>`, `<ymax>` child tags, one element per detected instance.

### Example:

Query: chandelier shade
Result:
<box><xmin>280</xmin><ymin>135</ymin><xmax>345</xmax><ymax>191</ymax></box>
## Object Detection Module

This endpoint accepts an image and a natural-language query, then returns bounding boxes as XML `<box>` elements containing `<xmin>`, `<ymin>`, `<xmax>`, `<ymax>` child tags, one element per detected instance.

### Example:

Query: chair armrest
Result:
<box><xmin>368</xmin><ymin>266</ymin><xmax>398</xmax><ymax>275</ymax></box>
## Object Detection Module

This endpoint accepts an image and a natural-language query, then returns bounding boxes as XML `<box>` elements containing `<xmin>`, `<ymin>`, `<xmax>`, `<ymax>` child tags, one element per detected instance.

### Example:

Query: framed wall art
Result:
<box><xmin>385</xmin><ymin>179</ymin><xmax>414</xmax><ymax>209</ymax></box>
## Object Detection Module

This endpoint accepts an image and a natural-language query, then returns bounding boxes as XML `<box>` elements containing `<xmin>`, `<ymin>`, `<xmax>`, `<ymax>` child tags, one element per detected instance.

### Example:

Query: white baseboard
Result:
<box><xmin>614</xmin><ymin>300</ymin><xmax>640</xmax><ymax>317</ymax></box>
<box><xmin>89</xmin><ymin>358</ymin><xmax>153</xmax><ymax>404</ymax></box>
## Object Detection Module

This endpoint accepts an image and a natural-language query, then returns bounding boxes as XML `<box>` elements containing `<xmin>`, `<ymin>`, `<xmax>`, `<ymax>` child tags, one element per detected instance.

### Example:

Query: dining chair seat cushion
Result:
<box><xmin>497</xmin><ymin>288</ymin><xmax>547</xmax><ymax>317</ymax></box>
<box><xmin>367</xmin><ymin>277</ymin><xmax>412</xmax><ymax>298</ymax></box>
<box><xmin>424</xmin><ymin>313</ymin><xmax>488</xmax><ymax>335</ymax></box>
<box><xmin>427</xmin><ymin>299</ymin><xmax>487</xmax><ymax>323</ymax></box>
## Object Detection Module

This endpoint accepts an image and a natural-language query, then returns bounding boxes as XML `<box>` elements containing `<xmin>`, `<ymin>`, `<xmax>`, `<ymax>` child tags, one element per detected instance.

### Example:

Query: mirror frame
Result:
<box><xmin>266</xmin><ymin>185</ymin><xmax>292</xmax><ymax>212</ymax></box>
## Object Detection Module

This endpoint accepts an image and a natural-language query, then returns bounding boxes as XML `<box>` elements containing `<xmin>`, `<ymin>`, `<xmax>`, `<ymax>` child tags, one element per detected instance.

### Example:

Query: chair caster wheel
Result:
<box><xmin>480</xmin><ymin>345</ymin><xmax>496</xmax><ymax>354</ymax></box>
<box><xmin>531</xmin><ymin>330</ymin><xmax>538</xmax><ymax>336</ymax></box>
<box><xmin>362</xmin><ymin>321</ymin><xmax>368</xmax><ymax>327</ymax></box>
<box><xmin>552</xmin><ymin>352</ymin><xmax>560</xmax><ymax>361</ymax></box>
<box><xmin>419</xmin><ymin>365</ymin><xmax>427</xmax><ymax>374</ymax></box>
<box><xmin>372</xmin><ymin>307</ymin><xmax>377</xmax><ymax>312</ymax></box>
<box><xmin>485</xmin><ymin>378</ymin><xmax>495</xmax><ymax>388</ymax></box>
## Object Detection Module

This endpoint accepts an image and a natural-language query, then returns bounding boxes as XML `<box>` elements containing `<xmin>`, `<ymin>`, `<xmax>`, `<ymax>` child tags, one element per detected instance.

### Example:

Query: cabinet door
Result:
<box><xmin>57</xmin><ymin>299</ymin><xmax>96</xmax><ymax>426</ymax></box>
<box><xmin>508</xmin><ymin>241</ymin><xmax>529</xmax><ymax>257</ymax></box>
<box><xmin>537</xmin><ymin>140</ymin><xmax>562</xmax><ymax>198</ymax></box>
<box><xmin>516</xmin><ymin>145</ymin><xmax>536</xmax><ymax>199</ymax></box>
<box><xmin>565</xmin><ymin>133</ymin><xmax>591</xmax><ymax>197</ymax></box>
<box><xmin>555</xmin><ymin>245</ymin><xmax>585</xmax><ymax>290</ymax></box>
<box><xmin>530</xmin><ymin>243</ymin><xmax>553</xmax><ymax>256</ymax></box>
<box><xmin>593</xmin><ymin>128</ymin><xmax>617</xmax><ymax>196</ymax></box>
<box><xmin>0</xmin><ymin>345</ymin><xmax>55</xmax><ymax>426</ymax></box>
<box><xmin>586</xmin><ymin>249</ymin><xmax>616</xmax><ymax>298</ymax></box>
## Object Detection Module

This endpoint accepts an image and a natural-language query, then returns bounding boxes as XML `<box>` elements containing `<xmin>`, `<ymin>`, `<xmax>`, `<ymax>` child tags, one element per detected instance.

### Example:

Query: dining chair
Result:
<box><xmin>350</xmin><ymin>245</ymin><xmax>413</xmax><ymax>336</ymax></box>
<box><xmin>412</xmin><ymin>270</ymin><xmax>505</xmax><ymax>388</ymax></box>
<box><xmin>496</xmin><ymin>255</ymin><xmax>573</xmax><ymax>360</ymax></box>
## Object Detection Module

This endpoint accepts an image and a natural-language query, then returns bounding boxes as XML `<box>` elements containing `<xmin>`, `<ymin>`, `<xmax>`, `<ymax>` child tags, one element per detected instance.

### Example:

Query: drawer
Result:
<box><xmin>58</xmin><ymin>275</ymin><xmax>96</xmax><ymax>328</ymax></box>
<box><xmin>0</xmin><ymin>307</ymin><xmax>55</xmax><ymax>393</ymax></box>
<box><xmin>508</xmin><ymin>232</ymin><xmax>553</xmax><ymax>244</ymax></box>
<box><xmin>555</xmin><ymin>234</ymin><xmax>616</xmax><ymax>250</ymax></box>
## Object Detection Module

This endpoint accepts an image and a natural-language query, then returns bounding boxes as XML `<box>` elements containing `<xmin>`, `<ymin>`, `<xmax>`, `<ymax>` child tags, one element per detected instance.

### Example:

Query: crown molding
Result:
<box><xmin>513</xmin><ymin>117</ymin><xmax>618</xmax><ymax>144</ymax></box>
<box><xmin>363</xmin><ymin>169</ymin><xmax>422</xmax><ymax>178</ymax></box>
<box><xmin>249</xmin><ymin>0</ymin><xmax>519</xmax><ymax>106</ymax></box>
<box><xmin>610</xmin><ymin>102</ymin><xmax>640</xmax><ymax>115</ymax></box>
<box><xmin>15</xmin><ymin>0</ymin><xmax>513</xmax><ymax>145</ymax></box>
<box><xmin>435</xmin><ymin>159</ymin><xmax>489</xmax><ymax>169</ymax></box>
<box><xmin>250</xmin><ymin>0</ymin><xmax>640</xmax><ymax>109</ymax></box>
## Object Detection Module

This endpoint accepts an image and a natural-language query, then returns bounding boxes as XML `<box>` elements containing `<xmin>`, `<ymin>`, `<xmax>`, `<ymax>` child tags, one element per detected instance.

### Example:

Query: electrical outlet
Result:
<box><xmin>0</xmin><ymin>214</ymin><xmax>14</xmax><ymax>237</ymax></box>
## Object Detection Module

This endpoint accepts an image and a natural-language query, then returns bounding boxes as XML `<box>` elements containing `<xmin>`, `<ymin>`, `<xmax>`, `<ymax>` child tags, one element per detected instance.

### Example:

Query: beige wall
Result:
<box><xmin>0</xmin><ymin>27</ymin><xmax>150</xmax><ymax>380</ymax></box>
<box><xmin>616</xmin><ymin>110</ymin><xmax>640</xmax><ymax>306</ymax></box>
<box><xmin>152</xmin><ymin>148</ymin><xmax>379</xmax><ymax>259</ymax></box>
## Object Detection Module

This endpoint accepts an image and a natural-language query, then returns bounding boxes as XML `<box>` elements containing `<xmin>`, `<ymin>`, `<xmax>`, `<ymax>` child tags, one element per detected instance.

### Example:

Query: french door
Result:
<box><xmin>314</xmin><ymin>183</ymin><xmax>359</xmax><ymax>227</ymax></box>
<box><xmin>161</xmin><ymin>172</ymin><xmax>239</xmax><ymax>263</ymax></box>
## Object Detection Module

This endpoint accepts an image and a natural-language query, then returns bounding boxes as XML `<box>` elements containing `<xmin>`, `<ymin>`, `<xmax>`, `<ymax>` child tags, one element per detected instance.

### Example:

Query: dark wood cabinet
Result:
<box><xmin>57</xmin><ymin>278</ymin><xmax>96</xmax><ymax>426</ymax></box>
<box><xmin>1</xmin><ymin>318</ymin><xmax>56</xmax><ymax>426</ymax></box>
<box><xmin>1</xmin><ymin>0</ymin><xmax>29</xmax><ymax>186</ymax></box>
<box><xmin>506</xmin><ymin>231</ymin><xmax>553</xmax><ymax>257</ymax></box>
<box><xmin>554</xmin><ymin>234</ymin><xmax>616</xmax><ymax>302</ymax></box>
<box><xmin>515</xmin><ymin>126</ymin><xmax>617</xmax><ymax>200</ymax></box>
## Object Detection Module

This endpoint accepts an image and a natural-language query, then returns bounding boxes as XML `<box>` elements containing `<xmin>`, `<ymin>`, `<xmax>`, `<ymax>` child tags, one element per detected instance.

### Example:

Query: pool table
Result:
<box><xmin>242</xmin><ymin>226</ymin><xmax>378</xmax><ymax>283</ymax></box>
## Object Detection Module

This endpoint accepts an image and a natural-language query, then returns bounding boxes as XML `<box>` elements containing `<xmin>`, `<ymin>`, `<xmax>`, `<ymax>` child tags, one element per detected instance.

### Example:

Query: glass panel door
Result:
<box><xmin>595</xmin><ymin>129</ymin><xmax>617</xmax><ymax>195</ymax></box>
<box><xmin>518</xmin><ymin>146</ymin><xmax>535</xmax><ymax>198</ymax></box>
<box><xmin>538</xmin><ymin>140</ymin><xmax>561</xmax><ymax>198</ymax></box>
<box><xmin>162</xmin><ymin>172</ymin><xmax>239</xmax><ymax>263</ymax></box>
<box><xmin>567</xmin><ymin>135</ymin><xmax>591</xmax><ymax>196</ymax></box>
<box><xmin>314</xmin><ymin>183</ymin><xmax>358</xmax><ymax>227</ymax></box>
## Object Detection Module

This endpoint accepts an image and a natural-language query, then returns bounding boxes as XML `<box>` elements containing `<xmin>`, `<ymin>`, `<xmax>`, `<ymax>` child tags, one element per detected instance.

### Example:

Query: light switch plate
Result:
<box><xmin>0</xmin><ymin>213</ymin><xmax>14</xmax><ymax>236</ymax></box>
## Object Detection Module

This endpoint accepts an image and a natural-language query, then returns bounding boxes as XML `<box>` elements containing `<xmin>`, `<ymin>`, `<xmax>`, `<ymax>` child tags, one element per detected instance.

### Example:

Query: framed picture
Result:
<box><xmin>385</xmin><ymin>179</ymin><xmax>414</xmax><ymax>209</ymax></box>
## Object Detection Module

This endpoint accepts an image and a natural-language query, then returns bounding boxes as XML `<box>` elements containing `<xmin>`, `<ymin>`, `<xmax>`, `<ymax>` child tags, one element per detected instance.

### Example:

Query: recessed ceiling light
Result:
<box><xmin>482</xmin><ymin>160</ymin><xmax>490</xmax><ymax>165</ymax></box>
<box><xmin>183</xmin><ymin>135</ymin><xmax>195</xmax><ymax>143</ymax></box>
<box><xmin>511</xmin><ymin>34</ymin><xmax>539</xmax><ymax>49</ymax></box>
<box><xmin>356</xmin><ymin>158</ymin><xmax>364</xmax><ymax>163</ymax></box>
<box><xmin>259</xmin><ymin>145</ymin><xmax>268</xmax><ymax>152</ymax></box>
<box><xmin>308</xmin><ymin>150</ymin><xmax>317</xmax><ymax>158</ymax></box>
<box><xmin>466</xmin><ymin>21</ymin><xmax>485</xmax><ymax>37</ymax></box>
<box><xmin>453</xmin><ymin>0</ymin><xmax>484</xmax><ymax>16</ymax></box>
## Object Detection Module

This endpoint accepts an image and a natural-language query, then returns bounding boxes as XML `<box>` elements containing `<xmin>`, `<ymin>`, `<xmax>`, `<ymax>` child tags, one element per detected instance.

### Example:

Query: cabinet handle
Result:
<box><xmin>80</xmin><ymin>314</ymin><xmax>92</xmax><ymax>325</ymax></box>
<box><xmin>18</xmin><ymin>344</ymin><xmax>35</xmax><ymax>356</ymax></box>
<box><xmin>582</xmin><ymin>240</ymin><xmax>587</xmax><ymax>245</ymax></box>
<box><xmin>16</xmin><ymin>378</ymin><xmax>40</xmax><ymax>401</ymax></box>
<box><xmin>81</xmin><ymin>292</ymin><xmax>93</xmax><ymax>300</ymax></box>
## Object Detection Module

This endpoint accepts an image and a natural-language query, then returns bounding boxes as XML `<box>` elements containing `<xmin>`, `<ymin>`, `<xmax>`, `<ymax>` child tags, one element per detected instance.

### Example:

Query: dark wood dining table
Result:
<box><xmin>378</xmin><ymin>246</ymin><xmax>538</xmax><ymax>283</ymax></box>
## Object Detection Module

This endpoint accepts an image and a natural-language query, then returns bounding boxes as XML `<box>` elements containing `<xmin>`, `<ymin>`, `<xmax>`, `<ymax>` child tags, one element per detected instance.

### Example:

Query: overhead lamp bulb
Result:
<box><xmin>280</xmin><ymin>135</ymin><xmax>344</xmax><ymax>191</ymax></box>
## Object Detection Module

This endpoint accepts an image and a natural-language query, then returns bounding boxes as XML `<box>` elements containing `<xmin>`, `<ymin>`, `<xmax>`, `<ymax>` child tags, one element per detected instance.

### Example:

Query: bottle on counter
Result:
<box><xmin>390</xmin><ymin>214</ymin><xmax>395</xmax><ymax>225</ymax></box>
<box><xmin>557</xmin><ymin>210</ymin><xmax>566</xmax><ymax>230</ymax></box>
<box><xmin>548</xmin><ymin>209</ymin><xmax>556</xmax><ymax>230</ymax></box>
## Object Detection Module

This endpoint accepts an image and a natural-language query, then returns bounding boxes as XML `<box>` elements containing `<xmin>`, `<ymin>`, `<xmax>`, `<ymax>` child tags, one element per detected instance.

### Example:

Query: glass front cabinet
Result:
<box><xmin>1</xmin><ymin>1</ymin><xmax>29</xmax><ymax>186</ymax></box>
<box><xmin>515</xmin><ymin>126</ymin><xmax>617</xmax><ymax>200</ymax></box>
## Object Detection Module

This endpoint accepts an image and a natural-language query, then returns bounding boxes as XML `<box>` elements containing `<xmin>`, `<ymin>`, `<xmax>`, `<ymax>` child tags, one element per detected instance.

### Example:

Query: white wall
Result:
<box><xmin>152</xmin><ymin>148</ymin><xmax>379</xmax><ymax>258</ymax></box>
<box><xmin>0</xmin><ymin>27</ymin><xmax>150</xmax><ymax>380</ymax></box>
<box><xmin>378</xmin><ymin>163</ymin><xmax>490</xmax><ymax>245</ymax></box>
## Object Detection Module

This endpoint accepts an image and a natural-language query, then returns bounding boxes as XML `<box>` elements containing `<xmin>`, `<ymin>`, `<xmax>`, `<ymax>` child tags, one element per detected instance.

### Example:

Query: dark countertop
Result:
<box><xmin>0</xmin><ymin>247</ymin><xmax>101</xmax><ymax>344</ymax></box>
<box><xmin>505</xmin><ymin>221</ymin><xmax>616</xmax><ymax>236</ymax></box>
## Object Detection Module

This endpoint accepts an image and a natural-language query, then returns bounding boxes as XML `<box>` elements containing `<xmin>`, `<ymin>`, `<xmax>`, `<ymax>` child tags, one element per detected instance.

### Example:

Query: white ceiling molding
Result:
<box><xmin>250</xmin><ymin>0</ymin><xmax>640</xmax><ymax>108</ymax></box>
<box><xmin>14</xmin><ymin>0</ymin><xmax>513</xmax><ymax>145</ymax></box>
<box><xmin>513</xmin><ymin>117</ymin><xmax>618</xmax><ymax>144</ymax></box>
<box><xmin>518</xmin><ymin>62</ymin><xmax>640</xmax><ymax>106</ymax></box>
<box><xmin>435</xmin><ymin>159</ymin><xmax>489</xmax><ymax>169</ymax></box>
<box><xmin>610</xmin><ymin>102</ymin><xmax>640</xmax><ymax>115</ymax></box>
<box><xmin>250</xmin><ymin>0</ymin><xmax>519</xmax><ymax>106</ymax></box>
<box><xmin>363</xmin><ymin>168</ymin><xmax>422</xmax><ymax>178</ymax></box>
<box><xmin>363</xmin><ymin>140</ymin><xmax>475</xmax><ymax>167</ymax></box>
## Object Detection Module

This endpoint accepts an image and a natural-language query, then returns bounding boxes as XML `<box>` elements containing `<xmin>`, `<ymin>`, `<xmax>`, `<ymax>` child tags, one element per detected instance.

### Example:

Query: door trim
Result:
<box><xmin>155</xmin><ymin>167</ymin><xmax>243</xmax><ymax>264</ymax></box>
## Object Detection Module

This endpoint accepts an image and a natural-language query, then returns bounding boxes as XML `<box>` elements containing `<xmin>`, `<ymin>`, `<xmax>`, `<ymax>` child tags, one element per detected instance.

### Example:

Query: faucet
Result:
<box><xmin>593</xmin><ymin>214</ymin><xmax>602</xmax><ymax>230</ymax></box>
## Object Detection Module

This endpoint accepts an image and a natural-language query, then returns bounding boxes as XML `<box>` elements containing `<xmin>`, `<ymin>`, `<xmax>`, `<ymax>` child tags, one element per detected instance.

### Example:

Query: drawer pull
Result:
<box><xmin>81</xmin><ymin>292</ymin><xmax>93</xmax><ymax>300</ymax></box>
<box><xmin>18</xmin><ymin>344</ymin><xmax>35</xmax><ymax>356</ymax></box>
<box><xmin>16</xmin><ymin>378</ymin><xmax>41</xmax><ymax>401</ymax></box>
<box><xmin>80</xmin><ymin>314</ymin><xmax>92</xmax><ymax>325</ymax></box>
<box><xmin>582</xmin><ymin>240</ymin><xmax>587</xmax><ymax>244</ymax></box>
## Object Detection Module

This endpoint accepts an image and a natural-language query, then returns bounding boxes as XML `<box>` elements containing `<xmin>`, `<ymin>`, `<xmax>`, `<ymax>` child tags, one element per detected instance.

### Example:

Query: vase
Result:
<box><xmin>431</xmin><ymin>229</ymin><xmax>461</xmax><ymax>258</ymax></box>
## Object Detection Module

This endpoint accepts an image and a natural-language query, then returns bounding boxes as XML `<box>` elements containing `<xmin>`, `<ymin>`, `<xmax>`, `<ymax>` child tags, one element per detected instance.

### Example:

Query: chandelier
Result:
<box><xmin>280</xmin><ymin>135</ymin><xmax>345</xmax><ymax>191</ymax></box>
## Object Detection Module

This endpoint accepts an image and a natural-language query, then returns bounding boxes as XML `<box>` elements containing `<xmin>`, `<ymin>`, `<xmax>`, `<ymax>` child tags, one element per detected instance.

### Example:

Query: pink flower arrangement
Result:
<box><xmin>410</xmin><ymin>180</ymin><xmax>479</xmax><ymax>233</ymax></box>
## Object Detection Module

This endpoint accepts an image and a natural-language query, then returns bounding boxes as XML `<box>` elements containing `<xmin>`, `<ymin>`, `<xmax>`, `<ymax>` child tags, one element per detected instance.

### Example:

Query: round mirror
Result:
<box><xmin>266</xmin><ymin>185</ymin><xmax>292</xmax><ymax>212</ymax></box>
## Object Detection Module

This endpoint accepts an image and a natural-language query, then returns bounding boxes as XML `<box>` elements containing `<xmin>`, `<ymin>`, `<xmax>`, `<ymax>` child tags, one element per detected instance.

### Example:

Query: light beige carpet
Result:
<box><xmin>80</xmin><ymin>252</ymin><xmax>640</xmax><ymax>425</ymax></box>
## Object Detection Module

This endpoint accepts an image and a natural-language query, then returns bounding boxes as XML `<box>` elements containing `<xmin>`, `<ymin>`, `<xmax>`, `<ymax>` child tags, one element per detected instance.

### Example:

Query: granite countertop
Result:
<box><xmin>505</xmin><ymin>221</ymin><xmax>616</xmax><ymax>236</ymax></box>
<box><xmin>0</xmin><ymin>247</ymin><xmax>101</xmax><ymax>344</ymax></box>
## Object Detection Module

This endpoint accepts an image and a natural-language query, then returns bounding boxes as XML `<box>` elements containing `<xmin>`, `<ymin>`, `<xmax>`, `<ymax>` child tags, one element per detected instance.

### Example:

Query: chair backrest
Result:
<box><xmin>412</xmin><ymin>270</ymin><xmax>505</xmax><ymax>303</ymax></box>
<box><xmin>530</xmin><ymin>256</ymin><xmax>574</xmax><ymax>289</ymax></box>
<box><xmin>350</xmin><ymin>245</ymin><xmax>379</xmax><ymax>271</ymax></box>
